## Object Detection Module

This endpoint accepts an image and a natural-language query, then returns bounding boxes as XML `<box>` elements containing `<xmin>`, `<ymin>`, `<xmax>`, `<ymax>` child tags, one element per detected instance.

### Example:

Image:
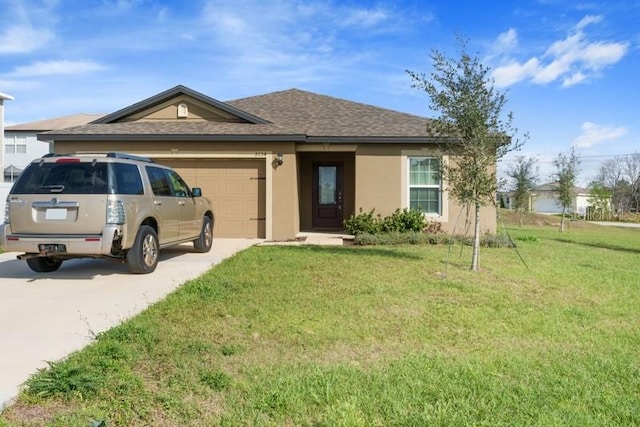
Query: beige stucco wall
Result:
<box><xmin>125</xmin><ymin>95</ymin><xmax>243</xmax><ymax>123</ymax></box>
<box><xmin>354</xmin><ymin>143</ymin><xmax>496</xmax><ymax>235</ymax></box>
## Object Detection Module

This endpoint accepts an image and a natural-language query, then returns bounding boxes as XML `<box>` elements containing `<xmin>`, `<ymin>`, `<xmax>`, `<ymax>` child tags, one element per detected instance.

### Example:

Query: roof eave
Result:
<box><xmin>38</xmin><ymin>133</ymin><xmax>307</xmax><ymax>142</ymax></box>
<box><xmin>306</xmin><ymin>136</ymin><xmax>456</xmax><ymax>144</ymax></box>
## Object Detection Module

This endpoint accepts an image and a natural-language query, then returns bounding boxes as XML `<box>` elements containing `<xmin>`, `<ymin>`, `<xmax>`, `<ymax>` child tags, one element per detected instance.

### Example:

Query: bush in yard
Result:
<box><xmin>345</xmin><ymin>208</ymin><xmax>434</xmax><ymax>235</ymax></box>
<box><xmin>380</xmin><ymin>208</ymin><xmax>427</xmax><ymax>233</ymax></box>
<box><xmin>343</xmin><ymin>208</ymin><xmax>382</xmax><ymax>235</ymax></box>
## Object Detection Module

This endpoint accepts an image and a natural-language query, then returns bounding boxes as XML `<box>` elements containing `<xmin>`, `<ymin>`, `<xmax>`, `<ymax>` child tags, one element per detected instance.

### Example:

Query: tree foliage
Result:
<box><xmin>587</xmin><ymin>181</ymin><xmax>612</xmax><ymax>216</ymax></box>
<box><xmin>407</xmin><ymin>38</ymin><xmax>526</xmax><ymax>271</ymax></box>
<box><xmin>592</xmin><ymin>152</ymin><xmax>640</xmax><ymax>216</ymax></box>
<box><xmin>552</xmin><ymin>147</ymin><xmax>581</xmax><ymax>232</ymax></box>
<box><xmin>507</xmin><ymin>156</ymin><xmax>538</xmax><ymax>227</ymax></box>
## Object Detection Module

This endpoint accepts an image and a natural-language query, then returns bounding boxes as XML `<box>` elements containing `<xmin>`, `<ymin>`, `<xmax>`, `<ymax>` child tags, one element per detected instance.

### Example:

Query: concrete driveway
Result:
<box><xmin>0</xmin><ymin>238</ymin><xmax>259</xmax><ymax>408</ymax></box>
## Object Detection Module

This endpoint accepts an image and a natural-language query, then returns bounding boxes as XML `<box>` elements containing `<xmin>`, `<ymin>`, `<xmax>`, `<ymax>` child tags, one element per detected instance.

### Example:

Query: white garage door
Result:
<box><xmin>158</xmin><ymin>159</ymin><xmax>266</xmax><ymax>238</ymax></box>
<box><xmin>533</xmin><ymin>196</ymin><xmax>562</xmax><ymax>214</ymax></box>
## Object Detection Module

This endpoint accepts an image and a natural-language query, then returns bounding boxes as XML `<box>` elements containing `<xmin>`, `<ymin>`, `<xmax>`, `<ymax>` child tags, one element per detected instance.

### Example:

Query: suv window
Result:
<box><xmin>146</xmin><ymin>166</ymin><xmax>172</xmax><ymax>196</ymax></box>
<box><xmin>12</xmin><ymin>162</ymin><xmax>109</xmax><ymax>194</ymax></box>
<box><xmin>146</xmin><ymin>166</ymin><xmax>192</xmax><ymax>197</ymax></box>
<box><xmin>112</xmin><ymin>163</ymin><xmax>144</xmax><ymax>195</ymax></box>
<box><xmin>167</xmin><ymin>170</ymin><xmax>190</xmax><ymax>197</ymax></box>
<box><xmin>12</xmin><ymin>162</ymin><xmax>145</xmax><ymax>195</ymax></box>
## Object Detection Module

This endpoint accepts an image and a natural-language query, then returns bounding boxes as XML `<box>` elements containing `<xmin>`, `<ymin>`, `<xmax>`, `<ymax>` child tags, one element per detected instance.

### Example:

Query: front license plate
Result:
<box><xmin>45</xmin><ymin>208</ymin><xmax>67</xmax><ymax>220</ymax></box>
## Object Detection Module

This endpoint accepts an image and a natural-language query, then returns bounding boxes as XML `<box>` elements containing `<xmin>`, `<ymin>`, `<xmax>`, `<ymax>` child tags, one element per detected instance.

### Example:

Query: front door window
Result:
<box><xmin>319</xmin><ymin>166</ymin><xmax>337</xmax><ymax>204</ymax></box>
<box><xmin>312</xmin><ymin>162</ymin><xmax>343</xmax><ymax>228</ymax></box>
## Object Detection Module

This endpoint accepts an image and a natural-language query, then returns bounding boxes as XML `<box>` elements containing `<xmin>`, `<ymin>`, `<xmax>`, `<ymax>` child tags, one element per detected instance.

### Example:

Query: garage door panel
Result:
<box><xmin>157</xmin><ymin>159</ymin><xmax>266</xmax><ymax>238</ymax></box>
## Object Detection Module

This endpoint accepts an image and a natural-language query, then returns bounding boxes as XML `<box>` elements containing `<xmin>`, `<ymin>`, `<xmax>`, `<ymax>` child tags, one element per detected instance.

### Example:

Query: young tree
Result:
<box><xmin>552</xmin><ymin>147</ymin><xmax>581</xmax><ymax>232</ymax></box>
<box><xmin>407</xmin><ymin>39</ymin><xmax>526</xmax><ymax>271</ymax></box>
<box><xmin>595</xmin><ymin>157</ymin><xmax>625</xmax><ymax>213</ymax></box>
<box><xmin>507</xmin><ymin>156</ymin><xmax>538</xmax><ymax>227</ymax></box>
<box><xmin>623</xmin><ymin>152</ymin><xmax>640</xmax><ymax>212</ymax></box>
<box><xmin>587</xmin><ymin>181</ymin><xmax>612</xmax><ymax>220</ymax></box>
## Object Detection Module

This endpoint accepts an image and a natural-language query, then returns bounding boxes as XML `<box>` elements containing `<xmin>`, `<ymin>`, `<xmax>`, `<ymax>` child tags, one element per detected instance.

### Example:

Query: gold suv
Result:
<box><xmin>1</xmin><ymin>153</ymin><xmax>214</xmax><ymax>274</ymax></box>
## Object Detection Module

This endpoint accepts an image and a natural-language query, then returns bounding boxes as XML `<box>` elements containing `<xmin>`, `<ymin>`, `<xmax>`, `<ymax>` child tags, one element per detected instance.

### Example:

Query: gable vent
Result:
<box><xmin>177</xmin><ymin>103</ymin><xmax>188</xmax><ymax>118</ymax></box>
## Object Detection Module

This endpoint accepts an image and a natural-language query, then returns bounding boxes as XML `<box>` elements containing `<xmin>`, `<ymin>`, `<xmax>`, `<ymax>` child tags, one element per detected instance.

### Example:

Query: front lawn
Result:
<box><xmin>2</xmin><ymin>215</ymin><xmax>640</xmax><ymax>426</ymax></box>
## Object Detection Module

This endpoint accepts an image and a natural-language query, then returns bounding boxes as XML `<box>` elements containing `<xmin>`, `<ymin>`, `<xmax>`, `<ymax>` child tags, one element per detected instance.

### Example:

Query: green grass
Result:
<box><xmin>2</xmin><ymin>214</ymin><xmax>640</xmax><ymax>426</ymax></box>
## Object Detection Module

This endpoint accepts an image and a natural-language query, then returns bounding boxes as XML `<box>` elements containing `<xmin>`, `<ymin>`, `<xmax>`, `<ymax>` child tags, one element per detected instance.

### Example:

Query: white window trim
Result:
<box><xmin>401</xmin><ymin>151</ymin><xmax>448</xmax><ymax>222</ymax></box>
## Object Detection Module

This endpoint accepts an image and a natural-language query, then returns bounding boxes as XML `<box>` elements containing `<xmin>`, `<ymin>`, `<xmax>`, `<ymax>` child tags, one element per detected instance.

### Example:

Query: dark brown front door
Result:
<box><xmin>312</xmin><ymin>162</ymin><xmax>343</xmax><ymax>228</ymax></box>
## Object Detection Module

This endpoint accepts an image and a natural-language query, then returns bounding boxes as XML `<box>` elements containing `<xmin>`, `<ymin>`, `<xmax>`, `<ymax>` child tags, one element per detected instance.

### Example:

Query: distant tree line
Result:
<box><xmin>590</xmin><ymin>152</ymin><xmax>640</xmax><ymax>214</ymax></box>
<box><xmin>506</xmin><ymin>150</ymin><xmax>640</xmax><ymax>225</ymax></box>
<box><xmin>506</xmin><ymin>148</ymin><xmax>580</xmax><ymax>231</ymax></box>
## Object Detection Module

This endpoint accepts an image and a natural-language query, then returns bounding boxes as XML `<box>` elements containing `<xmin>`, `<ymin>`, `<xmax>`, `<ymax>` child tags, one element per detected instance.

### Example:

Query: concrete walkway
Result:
<box><xmin>589</xmin><ymin>221</ymin><xmax>640</xmax><ymax>229</ymax></box>
<box><xmin>0</xmin><ymin>238</ymin><xmax>260</xmax><ymax>408</ymax></box>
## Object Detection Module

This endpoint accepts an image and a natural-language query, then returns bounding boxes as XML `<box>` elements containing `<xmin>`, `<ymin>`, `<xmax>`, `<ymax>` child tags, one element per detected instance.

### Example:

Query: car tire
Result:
<box><xmin>26</xmin><ymin>257</ymin><xmax>63</xmax><ymax>273</ymax></box>
<box><xmin>127</xmin><ymin>225</ymin><xmax>159</xmax><ymax>274</ymax></box>
<box><xmin>193</xmin><ymin>216</ymin><xmax>213</xmax><ymax>253</ymax></box>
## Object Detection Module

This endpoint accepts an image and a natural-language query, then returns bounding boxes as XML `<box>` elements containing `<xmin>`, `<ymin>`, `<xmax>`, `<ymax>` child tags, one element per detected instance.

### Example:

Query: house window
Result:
<box><xmin>15</xmin><ymin>135</ymin><xmax>27</xmax><ymax>153</ymax></box>
<box><xmin>4</xmin><ymin>135</ymin><xmax>27</xmax><ymax>154</ymax></box>
<box><xmin>408</xmin><ymin>157</ymin><xmax>441</xmax><ymax>214</ymax></box>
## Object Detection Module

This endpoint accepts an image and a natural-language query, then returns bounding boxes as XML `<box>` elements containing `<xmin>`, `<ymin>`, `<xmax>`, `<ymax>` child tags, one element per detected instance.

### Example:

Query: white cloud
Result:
<box><xmin>0</xmin><ymin>0</ymin><xmax>59</xmax><ymax>54</ymax></box>
<box><xmin>494</xmin><ymin>28</ymin><xmax>518</xmax><ymax>52</ymax></box>
<box><xmin>11</xmin><ymin>60</ymin><xmax>106</xmax><ymax>77</ymax></box>
<box><xmin>0</xmin><ymin>25</ymin><xmax>54</xmax><ymax>54</ymax></box>
<box><xmin>194</xmin><ymin>0</ymin><xmax>403</xmax><ymax>92</ymax></box>
<box><xmin>573</xmin><ymin>122</ymin><xmax>628</xmax><ymax>148</ymax></box>
<box><xmin>576</xmin><ymin>15</ymin><xmax>602</xmax><ymax>30</ymax></box>
<box><xmin>492</xmin><ymin>57</ymin><xmax>539</xmax><ymax>87</ymax></box>
<box><xmin>340</xmin><ymin>8</ymin><xmax>389</xmax><ymax>28</ymax></box>
<box><xmin>491</xmin><ymin>15</ymin><xmax>629</xmax><ymax>88</ymax></box>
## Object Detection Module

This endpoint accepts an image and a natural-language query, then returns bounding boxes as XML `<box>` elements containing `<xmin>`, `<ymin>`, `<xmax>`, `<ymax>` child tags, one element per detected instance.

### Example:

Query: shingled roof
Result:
<box><xmin>6</xmin><ymin>113</ymin><xmax>105</xmax><ymax>131</ymax></box>
<box><xmin>40</xmin><ymin>86</ymin><xmax>439</xmax><ymax>143</ymax></box>
<box><xmin>227</xmin><ymin>89</ymin><xmax>438</xmax><ymax>141</ymax></box>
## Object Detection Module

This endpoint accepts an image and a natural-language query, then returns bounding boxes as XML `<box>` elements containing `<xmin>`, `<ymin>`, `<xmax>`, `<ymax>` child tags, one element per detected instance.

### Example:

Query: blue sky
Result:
<box><xmin>1</xmin><ymin>0</ymin><xmax>638</xmax><ymax>184</ymax></box>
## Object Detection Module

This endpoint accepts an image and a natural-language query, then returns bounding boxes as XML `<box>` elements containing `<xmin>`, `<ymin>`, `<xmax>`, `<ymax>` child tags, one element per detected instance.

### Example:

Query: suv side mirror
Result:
<box><xmin>192</xmin><ymin>187</ymin><xmax>202</xmax><ymax>197</ymax></box>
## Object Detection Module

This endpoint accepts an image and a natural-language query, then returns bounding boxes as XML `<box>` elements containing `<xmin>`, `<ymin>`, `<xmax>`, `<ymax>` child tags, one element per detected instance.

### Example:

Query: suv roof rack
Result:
<box><xmin>106</xmin><ymin>152</ymin><xmax>155</xmax><ymax>163</ymax></box>
<box><xmin>41</xmin><ymin>152</ymin><xmax>155</xmax><ymax>163</ymax></box>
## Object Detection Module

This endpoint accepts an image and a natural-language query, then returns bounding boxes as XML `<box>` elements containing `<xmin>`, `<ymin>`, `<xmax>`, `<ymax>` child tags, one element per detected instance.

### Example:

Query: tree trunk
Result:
<box><xmin>518</xmin><ymin>209</ymin><xmax>523</xmax><ymax>228</ymax></box>
<box><xmin>560</xmin><ymin>207</ymin><xmax>566</xmax><ymax>232</ymax></box>
<box><xmin>471</xmin><ymin>202</ymin><xmax>481</xmax><ymax>271</ymax></box>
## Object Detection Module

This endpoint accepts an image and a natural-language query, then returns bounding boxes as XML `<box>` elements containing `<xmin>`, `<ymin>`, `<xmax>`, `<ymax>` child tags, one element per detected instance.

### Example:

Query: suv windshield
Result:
<box><xmin>12</xmin><ymin>162</ymin><xmax>144</xmax><ymax>195</ymax></box>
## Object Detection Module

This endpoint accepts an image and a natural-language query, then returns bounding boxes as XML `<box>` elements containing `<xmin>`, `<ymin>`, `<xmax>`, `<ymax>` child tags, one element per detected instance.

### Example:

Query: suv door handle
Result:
<box><xmin>178</xmin><ymin>201</ymin><xmax>186</xmax><ymax>206</ymax></box>
<box><xmin>154</xmin><ymin>200</ymin><xmax>162</xmax><ymax>206</ymax></box>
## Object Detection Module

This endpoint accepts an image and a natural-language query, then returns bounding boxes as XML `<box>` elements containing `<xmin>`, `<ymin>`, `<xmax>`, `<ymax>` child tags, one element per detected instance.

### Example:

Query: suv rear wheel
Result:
<box><xmin>26</xmin><ymin>257</ymin><xmax>63</xmax><ymax>273</ymax></box>
<box><xmin>193</xmin><ymin>216</ymin><xmax>213</xmax><ymax>253</ymax></box>
<box><xmin>127</xmin><ymin>226</ymin><xmax>159</xmax><ymax>274</ymax></box>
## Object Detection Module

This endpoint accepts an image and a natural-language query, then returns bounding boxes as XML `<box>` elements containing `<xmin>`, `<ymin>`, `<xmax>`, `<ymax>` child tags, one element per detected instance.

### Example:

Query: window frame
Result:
<box><xmin>407</xmin><ymin>156</ymin><xmax>442</xmax><ymax>216</ymax></box>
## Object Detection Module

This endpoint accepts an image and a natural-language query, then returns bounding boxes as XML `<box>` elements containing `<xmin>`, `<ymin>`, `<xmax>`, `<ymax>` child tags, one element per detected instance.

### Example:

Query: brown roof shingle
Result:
<box><xmin>227</xmin><ymin>89</ymin><xmax>437</xmax><ymax>138</ymax></box>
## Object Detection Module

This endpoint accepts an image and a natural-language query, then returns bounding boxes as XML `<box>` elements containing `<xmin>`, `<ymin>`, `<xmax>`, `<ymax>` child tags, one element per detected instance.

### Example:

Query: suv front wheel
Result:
<box><xmin>193</xmin><ymin>216</ymin><xmax>213</xmax><ymax>253</ymax></box>
<box><xmin>127</xmin><ymin>226</ymin><xmax>159</xmax><ymax>274</ymax></box>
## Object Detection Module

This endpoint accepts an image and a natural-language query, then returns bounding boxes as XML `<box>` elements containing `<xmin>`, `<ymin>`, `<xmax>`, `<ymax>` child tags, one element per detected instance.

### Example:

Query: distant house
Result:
<box><xmin>4</xmin><ymin>113</ymin><xmax>104</xmax><ymax>182</ymax></box>
<box><xmin>530</xmin><ymin>182</ymin><xmax>591</xmax><ymax>215</ymax></box>
<box><xmin>498</xmin><ymin>192</ymin><xmax>519</xmax><ymax>210</ymax></box>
